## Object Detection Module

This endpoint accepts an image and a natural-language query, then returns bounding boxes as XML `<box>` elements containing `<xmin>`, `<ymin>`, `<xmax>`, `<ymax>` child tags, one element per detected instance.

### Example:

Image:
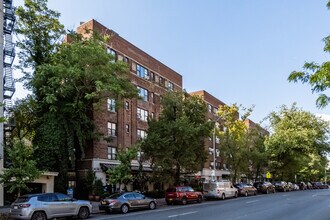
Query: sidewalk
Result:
<box><xmin>0</xmin><ymin>198</ymin><xmax>167</xmax><ymax>215</ymax></box>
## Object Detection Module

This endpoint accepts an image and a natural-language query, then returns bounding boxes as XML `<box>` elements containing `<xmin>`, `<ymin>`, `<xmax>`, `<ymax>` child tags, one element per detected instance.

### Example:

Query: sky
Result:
<box><xmin>12</xmin><ymin>0</ymin><xmax>330</xmax><ymax>126</ymax></box>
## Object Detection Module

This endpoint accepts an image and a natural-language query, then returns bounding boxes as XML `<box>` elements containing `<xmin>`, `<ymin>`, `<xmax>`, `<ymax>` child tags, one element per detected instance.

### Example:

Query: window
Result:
<box><xmin>108</xmin><ymin>147</ymin><xmax>117</xmax><ymax>160</ymax></box>
<box><xmin>137</xmin><ymin>86</ymin><xmax>149</xmax><ymax>102</ymax></box>
<box><xmin>137</xmin><ymin>108</ymin><xmax>149</xmax><ymax>122</ymax></box>
<box><xmin>107</xmin><ymin>122</ymin><xmax>116</xmax><ymax>136</ymax></box>
<box><xmin>208</xmin><ymin>104</ymin><xmax>212</xmax><ymax>113</ymax></box>
<box><xmin>107</xmin><ymin>98</ymin><xmax>116</xmax><ymax>112</ymax></box>
<box><xmin>136</xmin><ymin>64</ymin><xmax>149</xmax><ymax>79</ymax></box>
<box><xmin>125</xmin><ymin>124</ymin><xmax>129</xmax><ymax>133</ymax></box>
<box><xmin>159</xmin><ymin>77</ymin><xmax>165</xmax><ymax>86</ymax></box>
<box><xmin>125</xmin><ymin>101</ymin><xmax>130</xmax><ymax>110</ymax></box>
<box><xmin>124</xmin><ymin>57</ymin><xmax>129</xmax><ymax>63</ymax></box>
<box><xmin>106</xmin><ymin>48</ymin><xmax>116</xmax><ymax>62</ymax></box>
<box><xmin>150</xmin><ymin>72</ymin><xmax>155</xmax><ymax>81</ymax></box>
<box><xmin>137</xmin><ymin>129</ymin><xmax>147</xmax><ymax>139</ymax></box>
<box><xmin>151</xmin><ymin>112</ymin><xmax>155</xmax><ymax>118</ymax></box>
<box><xmin>167</xmin><ymin>82</ymin><xmax>174</xmax><ymax>91</ymax></box>
<box><xmin>151</xmin><ymin>92</ymin><xmax>156</xmax><ymax>104</ymax></box>
<box><xmin>213</xmin><ymin>107</ymin><xmax>218</xmax><ymax>114</ymax></box>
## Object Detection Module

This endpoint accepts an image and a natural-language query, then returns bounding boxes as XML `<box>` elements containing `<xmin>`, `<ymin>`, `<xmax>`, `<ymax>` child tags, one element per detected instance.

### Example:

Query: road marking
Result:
<box><xmin>312</xmin><ymin>194</ymin><xmax>317</xmax><ymax>197</ymax></box>
<box><xmin>168</xmin><ymin>211</ymin><xmax>197</xmax><ymax>218</ymax></box>
<box><xmin>246</xmin><ymin>200</ymin><xmax>259</xmax><ymax>204</ymax></box>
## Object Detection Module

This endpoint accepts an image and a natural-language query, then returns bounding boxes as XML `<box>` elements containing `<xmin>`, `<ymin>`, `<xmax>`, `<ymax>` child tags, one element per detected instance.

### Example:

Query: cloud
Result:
<box><xmin>316</xmin><ymin>114</ymin><xmax>330</xmax><ymax>122</ymax></box>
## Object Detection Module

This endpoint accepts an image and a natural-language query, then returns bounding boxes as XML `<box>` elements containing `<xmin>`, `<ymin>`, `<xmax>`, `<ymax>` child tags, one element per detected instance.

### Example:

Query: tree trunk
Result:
<box><xmin>175</xmin><ymin>163</ymin><xmax>181</xmax><ymax>185</ymax></box>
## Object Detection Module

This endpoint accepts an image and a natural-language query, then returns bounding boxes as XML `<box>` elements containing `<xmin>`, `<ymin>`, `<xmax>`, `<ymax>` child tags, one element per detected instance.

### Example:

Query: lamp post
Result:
<box><xmin>211</xmin><ymin>117</ymin><xmax>220</xmax><ymax>182</ymax></box>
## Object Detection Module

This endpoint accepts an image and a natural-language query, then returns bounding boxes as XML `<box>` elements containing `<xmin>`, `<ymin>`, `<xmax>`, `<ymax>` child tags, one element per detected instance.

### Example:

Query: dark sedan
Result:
<box><xmin>234</xmin><ymin>183</ymin><xmax>257</xmax><ymax>197</ymax></box>
<box><xmin>253</xmin><ymin>181</ymin><xmax>275</xmax><ymax>194</ymax></box>
<box><xmin>99</xmin><ymin>192</ymin><xmax>157</xmax><ymax>214</ymax></box>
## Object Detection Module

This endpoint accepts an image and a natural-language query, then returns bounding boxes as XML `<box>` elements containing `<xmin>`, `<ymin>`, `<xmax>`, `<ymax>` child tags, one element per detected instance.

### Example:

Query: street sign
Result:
<box><xmin>266</xmin><ymin>171</ymin><xmax>272</xmax><ymax>179</ymax></box>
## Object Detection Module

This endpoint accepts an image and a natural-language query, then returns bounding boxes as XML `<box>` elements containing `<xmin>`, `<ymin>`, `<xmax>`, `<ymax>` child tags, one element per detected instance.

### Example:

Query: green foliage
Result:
<box><xmin>265</xmin><ymin>104</ymin><xmax>330</xmax><ymax>181</ymax></box>
<box><xmin>288</xmin><ymin>2</ymin><xmax>330</xmax><ymax>108</ymax></box>
<box><xmin>93</xmin><ymin>179</ymin><xmax>104</xmax><ymax>196</ymax></box>
<box><xmin>0</xmin><ymin>140</ymin><xmax>41</xmax><ymax>196</ymax></box>
<box><xmin>142</xmin><ymin>91</ymin><xmax>213</xmax><ymax>185</ymax></box>
<box><xmin>244</xmin><ymin>125</ymin><xmax>269</xmax><ymax>181</ymax></box>
<box><xmin>15</xmin><ymin>0</ymin><xmax>65</xmax><ymax>89</ymax></box>
<box><xmin>11</xmin><ymin>96</ymin><xmax>37</xmax><ymax>141</ymax></box>
<box><xmin>107</xmin><ymin>147</ymin><xmax>138</xmax><ymax>189</ymax></box>
<box><xmin>217</xmin><ymin>104</ymin><xmax>252</xmax><ymax>183</ymax></box>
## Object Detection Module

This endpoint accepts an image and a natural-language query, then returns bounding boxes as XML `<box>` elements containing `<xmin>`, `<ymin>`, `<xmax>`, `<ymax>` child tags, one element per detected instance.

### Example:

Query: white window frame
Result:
<box><xmin>107</xmin><ymin>122</ymin><xmax>117</xmax><ymax>136</ymax></box>
<box><xmin>137</xmin><ymin>108</ymin><xmax>149</xmax><ymax>122</ymax></box>
<box><xmin>107</xmin><ymin>98</ymin><xmax>116</xmax><ymax>112</ymax></box>
<box><xmin>137</xmin><ymin>129</ymin><xmax>147</xmax><ymax>139</ymax></box>
<box><xmin>137</xmin><ymin>86</ymin><xmax>149</xmax><ymax>102</ymax></box>
<box><xmin>108</xmin><ymin>146</ymin><xmax>117</xmax><ymax>160</ymax></box>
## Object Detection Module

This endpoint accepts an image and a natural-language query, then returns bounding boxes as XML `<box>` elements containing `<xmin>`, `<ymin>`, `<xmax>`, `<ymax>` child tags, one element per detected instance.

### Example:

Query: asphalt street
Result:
<box><xmin>90</xmin><ymin>189</ymin><xmax>330</xmax><ymax>220</ymax></box>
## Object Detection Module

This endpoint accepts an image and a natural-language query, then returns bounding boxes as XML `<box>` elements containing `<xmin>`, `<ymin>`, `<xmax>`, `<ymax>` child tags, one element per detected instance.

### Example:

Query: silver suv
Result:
<box><xmin>10</xmin><ymin>193</ymin><xmax>92</xmax><ymax>220</ymax></box>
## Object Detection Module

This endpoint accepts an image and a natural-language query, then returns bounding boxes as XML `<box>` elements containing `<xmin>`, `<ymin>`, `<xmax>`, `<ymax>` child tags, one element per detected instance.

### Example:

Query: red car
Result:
<box><xmin>165</xmin><ymin>186</ymin><xmax>203</xmax><ymax>205</ymax></box>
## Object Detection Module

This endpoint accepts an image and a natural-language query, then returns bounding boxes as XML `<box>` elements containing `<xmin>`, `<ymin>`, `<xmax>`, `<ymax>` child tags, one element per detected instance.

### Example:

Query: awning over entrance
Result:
<box><xmin>131</xmin><ymin>165</ymin><xmax>153</xmax><ymax>172</ymax></box>
<box><xmin>100</xmin><ymin>163</ymin><xmax>118</xmax><ymax>172</ymax></box>
<box><xmin>100</xmin><ymin>163</ymin><xmax>153</xmax><ymax>172</ymax></box>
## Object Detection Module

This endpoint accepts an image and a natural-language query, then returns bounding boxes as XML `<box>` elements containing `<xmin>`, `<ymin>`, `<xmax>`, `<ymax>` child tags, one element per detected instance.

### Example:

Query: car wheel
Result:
<box><xmin>121</xmin><ymin>204</ymin><xmax>129</xmax><ymax>214</ymax></box>
<box><xmin>221</xmin><ymin>193</ymin><xmax>225</xmax><ymax>200</ymax></box>
<box><xmin>149</xmin><ymin>201</ymin><xmax>156</xmax><ymax>210</ymax></box>
<box><xmin>78</xmin><ymin>206</ymin><xmax>90</xmax><ymax>219</ymax></box>
<box><xmin>197</xmin><ymin>195</ymin><xmax>202</xmax><ymax>203</ymax></box>
<box><xmin>31</xmin><ymin>211</ymin><xmax>47</xmax><ymax>220</ymax></box>
<box><xmin>181</xmin><ymin>197</ymin><xmax>187</xmax><ymax>205</ymax></box>
<box><xmin>245</xmin><ymin>191</ymin><xmax>248</xmax><ymax>197</ymax></box>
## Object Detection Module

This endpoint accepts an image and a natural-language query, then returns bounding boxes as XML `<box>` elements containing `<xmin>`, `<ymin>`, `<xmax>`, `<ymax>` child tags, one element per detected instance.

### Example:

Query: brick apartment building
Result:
<box><xmin>189</xmin><ymin>90</ymin><xmax>231</xmax><ymax>181</ymax></box>
<box><xmin>244</xmin><ymin>119</ymin><xmax>269</xmax><ymax>136</ymax></box>
<box><xmin>75</xmin><ymin>19</ymin><xmax>182</xmax><ymax>190</ymax></box>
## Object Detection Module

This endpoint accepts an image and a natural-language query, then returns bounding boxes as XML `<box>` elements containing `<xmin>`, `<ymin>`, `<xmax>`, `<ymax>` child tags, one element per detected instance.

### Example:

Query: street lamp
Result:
<box><xmin>211</xmin><ymin>117</ymin><xmax>221</xmax><ymax>182</ymax></box>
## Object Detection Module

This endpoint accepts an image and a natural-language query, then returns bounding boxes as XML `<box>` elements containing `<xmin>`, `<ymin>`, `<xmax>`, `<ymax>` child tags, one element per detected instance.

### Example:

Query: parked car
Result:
<box><xmin>287</xmin><ymin>182</ymin><xmax>295</xmax><ymax>191</ymax></box>
<box><xmin>306</xmin><ymin>182</ymin><xmax>313</xmax><ymax>189</ymax></box>
<box><xmin>312</xmin><ymin>182</ymin><xmax>328</xmax><ymax>189</ymax></box>
<box><xmin>99</xmin><ymin>192</ymin><xmax>157</xmax><ymax>214</ymax></box>
<box><xmin>165</xmin><ymin>186</ymin><xmax>203</xmax><ymax>205</ymax></box>
<box><xmin>253</xmin><ymin>182</ymin><xmax>275</xmax><ymax>194</ymax></box>
<box><xmin>234</xmin><ymin>183</ymin><xmax>257</xmax><ymax>197</ymax></box>
<box><xmin>203</xmin><ymin>180</ymin><xmax>238</xmax><ymax>200</ymax></box>
<box><xmin>274</xmin><ymin>181</ymin><xmax>288</xmax><ymax>192</ymax></box>
<box><xmin>292</xmin><ymin>183</ymin><xmax>300</xmax><ymax>191</ymax></box>
<box><xmin>10</xmin><ymin>193</ymin><xmax>92</xmax><ymax>220</ymax></box>
<box><xmin>299</xmin><ymin>182</ymin><xmax>307</xmax><ymax>190</ymax></box>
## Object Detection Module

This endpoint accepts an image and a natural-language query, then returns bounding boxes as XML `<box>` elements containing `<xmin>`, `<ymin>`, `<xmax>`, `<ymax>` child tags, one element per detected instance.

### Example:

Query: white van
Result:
<box><xmin>203</xmin><ymin>180</ymin><xmax>238</xmax><ymax>200</ymax></box>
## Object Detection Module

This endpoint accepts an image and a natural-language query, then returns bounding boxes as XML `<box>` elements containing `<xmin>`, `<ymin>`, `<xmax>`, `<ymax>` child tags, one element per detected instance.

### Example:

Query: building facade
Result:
<box><xmin>75</xmin><ymin>20</ymin><xmax>183</xmax><ymax>189</ymax></box>
<box><xmin>189</xmin><ymin>90</ymin><xmax>231</xmax><ymax>181</ymax></box>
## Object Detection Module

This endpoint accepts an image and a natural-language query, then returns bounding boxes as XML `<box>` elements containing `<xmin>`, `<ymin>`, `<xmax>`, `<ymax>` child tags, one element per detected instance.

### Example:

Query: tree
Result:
<box><xmin>245</xmin><ymin>125</ymin><xmax>269</xmax><ymax>182</ymax></box>
<box><xmin>14</xmin><ymin>0</ymin><xmax>138</xmax><ymax>192</ymax></box>
<box><xmin>265</xmin><ymin>104</ymin><xmax>330</xmax><ymax>181</ymax></box>
<box><xmin>30</xmin><ymin>33</ymin><xmax>137</xmax><ymax>192</ymax></box>
<box><xmin>288</xmin><ymin>1</ymin><xmax>330</xmax><ymax>108</ymax></box>
<box><xmin>217</xmin><ymin>104</ymin><xmax>252</xmax><ymax>184</ymax></box>
<box><xmin>15</xmin><ymin>0</ymin><xmax>65</xmax><ymax>89</ymax></box>
<box><xmin>0</xmin><ymin>139</ymin><xmax>41</xmax><ymax>196</ymax></box>
<box><xmin>107</xmin><ymin>147</ymin><xmax>138</xmax><ymax>191</ymax></box>
<box><xmin>142</xmin><ymin>91</ymin><xmax>213</xmax><ymax>185</ymax></box>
